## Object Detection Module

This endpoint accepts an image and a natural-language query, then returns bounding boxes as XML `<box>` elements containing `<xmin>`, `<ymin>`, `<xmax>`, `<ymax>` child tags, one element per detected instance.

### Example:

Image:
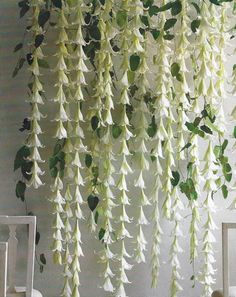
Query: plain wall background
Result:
<box><xmin>1</xmin><ymin>2</ymin><xmax>236</xmax><ymax>297</ymax></box>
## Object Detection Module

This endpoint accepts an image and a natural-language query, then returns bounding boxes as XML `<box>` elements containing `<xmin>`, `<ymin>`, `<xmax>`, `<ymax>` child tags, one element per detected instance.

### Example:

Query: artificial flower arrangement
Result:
<box><xmin>13</xmin><ymin>0</ymin><xmax>236</xmax><ymax>296</ymax></box>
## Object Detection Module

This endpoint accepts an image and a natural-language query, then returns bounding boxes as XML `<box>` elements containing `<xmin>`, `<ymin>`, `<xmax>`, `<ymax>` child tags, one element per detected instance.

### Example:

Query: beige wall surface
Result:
<box><xmin>1</xmin><ymin>2</ymin><xmax>236</xmax><ymax>297</ymax></box>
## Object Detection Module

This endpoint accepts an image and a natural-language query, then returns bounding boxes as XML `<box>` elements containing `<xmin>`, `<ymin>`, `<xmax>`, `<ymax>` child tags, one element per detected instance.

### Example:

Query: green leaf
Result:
<box><xmin>15</xmin><ymin>181</ymin><xmax>26</xmax><ymax>201</ymax></box>
<box><xmin>50</xmin><ymin>167</ymin><xmax>58</xmax><ymax>178</ymax></box>
<box><xmin>40</xmin><ymin>253</ymin><xmax>46</xmax><ymax>265</ymax></box>
<box><xmin>222</xmin><ymin>184</ymin><xmax>228</xmax><ymax>199</ymax></box>
<box><xmin>35</xmin><ymin>34</ymin><xmax>44</xmax><ymax>48</ymax></box>
<box><xmin>180</xmin><ymin>178</ymin><xmax>197</xmax><ymax>200</ymax></box>
<box><xmin>21</xmin><ymin>161</ymin><xmax>33</xmax><ymax>181</ymax></box>
<box><xmin>147</xmin><ymin>116</ymin><xmax>157</xmax><ymax>138</ymax></box>
<box><xmin>127</xmin><ymin>70</ymin><xmax>135</xmax><ymax>84</ymax></box>
<box><xmin>171</xmin><ymin>62</ymin><xmax>180</xmax><ymax>77</ymax></box>
<box><xmin>40</xmin><ymin>265</ymin><xmax>44</xmax><ymax>273</ymax></box>
<box><xmin>52</xmin><ymin>0</ymin><xmax>62</xmax><ymax>8</ymax></box>
<box><xmin>233</xmin><ymin>126</ymin><xmax>236</xmax><ymax>138</ymax></box>
<box><xmin>87</xmin><ymin>195</ymin><xmax>99</xmax><ymax>212</ymax></box>
<box><xmin>181</xmin><ymin>142</ymin><xmax>191</xmax><ymax>152</ymax></box>
<box><xmin>214</xmin><ymin>145</ymin><xmax>222</xmax><ymax>159</ymax></box>
<box><xmin>112</xmin><ymin>124</ymin><xmax>122</xmax><ymax>139</ymax></box>
<box><xmin>12</xmin><ymin>58</ymin><xmax>26</xmax><ymax>78</ymax></box>
<box><xmin>151</xmin><ymin>29</ymin><xmax>160</xmax><ymax>40</ymax></box>
<box><xmin>38</xmin><ymin>10</ymin><xmax>50</xmax><ymax>27</ymax></box>
<box><xmin>200</xmin><ymin>125</ymin><xmax>212</xmax><ymax>135</ymax></box>
<box><xmin>19</xmin><ymin>2</ymin><xmax>30</xmax><ymax>18</ymax></box>
<box><xmin>14</xmin><ymin>43</ymin><xmax>23</xmax><ymax>52</ymax></box>
<box><xmin>141</xmin><ymin>15</ymin><xmax>150</xmax><ymax>27</ymax></box>
<box><xmin>98</xmin><ymin>228</ymin><xmax>105</xmax><ymax>241</ymax></box>
<box><xmin>191</xmin><ymin>19</ymin><xmax>201</xmax><ymax>33</ymax></box>
<box><xmin>191</xmin><ymin>2</ymin><xmax>200</xmax><ymax>14</ymax></box>
<box><xmin>130</xmin><ymin>55</ymin><xmax>141</xmax><ymax>71</ymax></box>
<box><xmin>14</xmin><ymin>146</ymin><xmax>30</xmax><ymax>171</ymax></box>
<box><xmin>35</xmin><ymin>231</ymin><xmax>40</xmax><ymax>245</ymax></box>
<box><xmin>163</xmin><ymin>34</ymin><xmax>175</xmax><ymax>40</ymax></box>
<box><xmin>222</xmin><ymin>139</ymin><xmax>228</xmax><ymax>152</ymax></box>
<box><xmin>116</xmin><ymin>10</ymin><xmax>127</xmax><ymax>27</ymax></box>
<box><xmin>158</xmin><ymin>2</ymin><xmax>175</xmax><ymax>12</ymax></box>
<box><xmin>148</xmin><ymin>5</ymin><xmax>159</xmax><ymax>16</ymax></box>
<box><xmin>164</xmin><ymin>18</ymin><xmax>177</xmax><ymax>31</ymax></box>
<box><xmin>85</xmin><ymin>154</ymin><xmax>93</xmax><ymax>168</ymax></box>
<box><xmin>171</xmin><ymin>1</ymin><xmax>182</xmax><ymax>15</ymax></box>
<box><xmin>91</xmin><ymin>116</ymin><xmax>99</xmax><ymax>131</ymax></box>
<box><xmin>171</xmin><ymin>171</ymin><xmax>180</xmax><ymax>187</ymax></box>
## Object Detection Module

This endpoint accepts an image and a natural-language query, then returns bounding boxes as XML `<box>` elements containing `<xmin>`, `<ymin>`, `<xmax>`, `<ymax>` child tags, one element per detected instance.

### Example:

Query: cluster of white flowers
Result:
<box><xmin>169</xmin><ymin>187</ymin><xmax>184</xmax><ymax>297</ymax></box>
<box><xmin>129</xmin><ymin>0</ymin><xmax>150</xmax><ymax>265</ymax></box>
<box><xmin>115</xmin><ymin>2</ymin><xmax>133</xmax><ymax>296</ymax></box>
<box><xmin>25</xmin><ymin>1</ymin><xmax>46</xmax><ymax>189</ymax></box>
<box><xmin>95</xmin><ymin>1</ymin><xmax>117</xmax><ymax>293</ymax></box>
<box><xmin>199</xmin><ymin>140</ymin><xmax>218</xmax><ymax>297</ymax></box>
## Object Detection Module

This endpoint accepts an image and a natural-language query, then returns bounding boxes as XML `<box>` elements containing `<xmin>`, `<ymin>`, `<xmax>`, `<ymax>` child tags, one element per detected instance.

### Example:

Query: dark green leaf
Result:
<box><xmin>151</xmin><ymin>29</ymin><xmax>160</xmax><ymax>40</ymax></box>
<box><xmin>26</xmin><ymin>53</ymin><xmax>33</xmax><ymax>65</ymax></box>
<box><xmin>19</xmin><ymin>2</ymin><xmax>30</xmax><ymax>18</ymax></box>
<box><xmin>21</xmin><ymin>161</ymin><xmax>33</xmax><ymax>181</ymax></box>
<box><xmin>147</xmin><ymin>116</ymin><xmax>157</xmax><ymax>138</ymax></box>
<box><xmin>163</xmin><ymin>34</ymin><xmax>175</xmax><ymax>40</ymax></box>
<box><xmin>164</xmin><ymin>18</ymin><xmax>177</xmax><ymax>31</ymax></box>
<box><xmin>200</xmin><ymin>125</ymin><xmax>212</xmax><ymax>135</ymax></box>
<box><xmin>38</xmin><ymin>10</ymin><xmax>50</xmax><ymax>27</ymax></box>
<box><xmin>112</xmin><ymin>124</ymin><xmax>122</xmax><ymax>139</ymax></box>
<box><xmin>52</xmin><ymin>0</ymin><xmax>62</xmax><ymax>8</ymax></box>
<box><xmin>180</xmin><ymin>178</ymin><xmax>197</xmax><ymax>200</ymax></box>
<box><xmin>14</xmin><ymin>43</ymin><xmax>23</xmax><ymax>52</ymax></box>
<box><xmin>50</xmin><ymin>167</ymin><xmax>58</xmax><ymax>178</ymax></box>
<box><xmin>87</xmin><ymin>195</ymin><xmax>99</xmax><ymax>212</ymax></box>
<box><xmin>158</xmin><ymin>2</ymin><xmax>175</xmax><ymax>12</ymax></box>
<box><xmin>15</xmin><ymin>181</ymin><xmax>26</xmax><ymax>201</ymax></box>
<box><xmin>171</xmin><ymin>171</ymin><xmax>180</xmax><ymax>187</ymax></box>
<box><xmin>40</xmin><ymin>253</ymin><xmax>46</xmax><ymax>265</ymax></box>
<box><xmin>14</xmin><ymin>146</ymin><xmax>30</xmax><ymax>171</ymax></box>
<box><xmin>12</xmin><ymin>58</ymin><xmax>26</xmax><ymax>78</ymax></box>
<box><xmin>130</xmin><ymin>55</ymin><xmax>141</xmax><ymax>71</ymax></box>
<box><xmin>98</xmin><ymin>228</ymin><xmax>105</xmax><ymax>241</ymax></box>
<box><xmin>40</xmin><ymin>265</ymin><xmax>44</xmax><ymax>273</ymax></box>
<box><xmin>141</xmin><ymin>16</ymin><xmax>150</xmax><ymax>27</ymax></box>
<box><xmin>35</xmin><ymin>34</ymin><xmax>44</xmax><ymax>48</ymax></box>
<box><xmin>171</xmin><ymin>62</ymin><xmax>180</xmax><ymax>77</ymax></box>
<box><xmin>191</xmin><ymin>2</ymin><xmax>200</xmax><ymax>14</ymax></box>
<box><xmin>171</xmin><ymin>1</ymin><xmax>182</xmax><ymax>15</ymax></box>
<box><xmin>85</xmin><ymin>154</ymin><xmax>93</xmax><ymax>168</ymax></box>
<box><xmin>222</xmin><ymin>184</ymin><xmax>228</xmax><ymax>198</ymax></box>
<box><xmin>222</xmin><ymin>139</ymin><xmax>228</xmax><ymax>152</ymax></box>
<box><xmin>149</xmin><ymin>5</ymin><xmax>159</xmax><ymax>16</ymax></box>
<box><xmin>91</xmin><ymin>116</ymin><xmax>99</xmax><ymax>131</ymax></box>
<box><xmin>116</xmin><ymin>10</ymin><xmax>127</xmax><ymax>27</ymax></box>
<box><xmin>191</xmin><ymin>19</ymin><xmax>201</xmax><ymax>33</ymax></box>
<box><xmin>181</xmin><ymin>142</ymin><xmax>191</xmax><ymax>152</ymax></box>
<box><xmin>35</xmin><ymin>231</ymin><xmax>40</xmax><ymax>245</ymax></box>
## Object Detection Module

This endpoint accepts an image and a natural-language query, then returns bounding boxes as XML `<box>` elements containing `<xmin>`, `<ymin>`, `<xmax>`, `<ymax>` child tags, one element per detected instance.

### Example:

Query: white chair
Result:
<box><xmin>0</xmin><ymin>216</ymin><xmax>43</xmax><ymax>297</ymax></box>
<box><xmin>212</xmin><ymin>223</ymin><xmax>236</xmax><ymax>297</ymax></box>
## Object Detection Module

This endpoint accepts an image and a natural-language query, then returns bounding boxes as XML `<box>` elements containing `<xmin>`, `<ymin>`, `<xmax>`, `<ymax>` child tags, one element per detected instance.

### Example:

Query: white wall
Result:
<box><xmin>1</xmin><ymin>2</ymin><xmax>236</xmax><ymax>297</ymax></box>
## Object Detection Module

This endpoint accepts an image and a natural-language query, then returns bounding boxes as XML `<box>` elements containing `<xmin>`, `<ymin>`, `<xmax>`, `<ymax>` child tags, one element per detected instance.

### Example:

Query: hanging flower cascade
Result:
<box><xmin>26</xmin><ymin>0</ymin><xmax>46</xmax><ymax>189</ymax></box>
<box><xmin>13</xmin><ymin>0</ymin><xmax>236</xmax><ymax>297</ymax></box>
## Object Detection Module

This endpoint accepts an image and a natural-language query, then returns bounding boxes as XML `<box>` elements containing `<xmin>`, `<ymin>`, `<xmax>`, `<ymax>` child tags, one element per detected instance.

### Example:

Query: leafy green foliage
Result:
<box><xmin>14</xmin><ymin>146</ymin><xmax>30</xmax><ymax>171</ymax></box>
<box><xmin>147</xmin><ymin>116</ymin><xmax>157</xmax><ymax>138</ymax></box>
<box><xmin>116</xmin><ymin>10</ymin><xmax>127</xmax><ymax>27</ymax></box>
<box><xmin>12</xmin><ymin>58</ymin><xmax>26</xmax><ymax>78</ymax></box>
<box><xmin>130</xmin><ymin>55</ymin><xmax>141</xmax><ymax>71</ymax></box>
<box><xmin>171</xmin><ymin>1</ymin><xmax>182</xmax><ymax>15</ymax></box>
<box><xmin>112</xmin><ymin>124</ymin><xmax>122</xmax><ymax>139</ymax></box>
<box><xmin>14</xmin><ymin>43</ymin><xmax>23</xmax><ymax>52</ymax></box>
<box><xmin>87</xmin><ymin>195</ymin><xmax>99</xmax><ymax>212</ymax></box>
<box><xmin>171</xmin><ymin>171</ymin><xmax>180</xmax><ymax>187</ymax></box>
<box><xmin>15</xmin><ymin>181</ymin><xmax>26</xmax><ymax>201</ymax></box>
<box><xmin>49</xmin><ymin>140</ymin><xmax>66</xmax><ymax>178</ymax></box>
<box><xmin>91</xmin><ymin>116</ymin><xmax>99</xmax><ymax>131</ymax></box>
<box><xmin>98</xmin><ymin>228</ymin><xmax>105</xmax><ymax>241</ymax></box>
<box><xmin>164</xmin><ymin>18</ymin><xmax>177</xmax><ymax>31</ymax></box>
<box><xmin>35</xmin><ymin>34</ymin><xmax>44</xmax><ymax>48</ymax></box>
<box><xmin>18</xmin><ymin>0</ymin><xmax>30</xmax><ymax>18</ymax></box>
<box><xmin>180</xmin><ymin>178</ymin><xmax>197</xmax><ymax>200</ymax></box>
<box><xmin>221</xmin><ymin>184</ymin><xmax>228</xmax><ymax>198</ymax></box>
<box><xmin>38</xmin><ymin>10</ymin><xmax>50</xmax><ymax>28</ymax></box>
<box><xmin>191</xmin><ymin>19</ymin><xmax>201</xmax><ymax>33</ymax></box>
<box><xmin>85</xmin><ymin>154</ymin><xmax>93</xmax><ymax>168</ymax></box>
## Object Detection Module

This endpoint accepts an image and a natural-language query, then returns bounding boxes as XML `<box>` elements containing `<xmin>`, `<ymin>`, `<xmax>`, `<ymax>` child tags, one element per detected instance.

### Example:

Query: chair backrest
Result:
<box><xmin>0</xmin><ymin>216</ymin><xmax>36</xmax><ymax>297</ymax></box>
<box><xmin>0</xmin><ymin>242</ymin><xmax>8</xmax><ymax>297</ymax></box>
<box><xmin>222</xmin><ymin>223</ymin><xmax>236</xmax><ymax>297</ymax></box>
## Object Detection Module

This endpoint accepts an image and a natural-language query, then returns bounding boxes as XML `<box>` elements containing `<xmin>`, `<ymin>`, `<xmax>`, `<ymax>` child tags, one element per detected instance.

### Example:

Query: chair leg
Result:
<box><xmin>0</xmin><ymin>242</ymin><xmax>8</xmax><ymax>297</ymax></box>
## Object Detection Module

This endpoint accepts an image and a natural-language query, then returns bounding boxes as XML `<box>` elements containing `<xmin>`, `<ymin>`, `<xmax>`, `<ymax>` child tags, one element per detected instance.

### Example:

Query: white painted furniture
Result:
<box><xmin>212</xmin><ymin>223</ymin><xmax>236</xmax><ymax>297</ymax></box>
<box><xmin>0</xmin><ymin>242</ymin><xmax>8</xmax><ymax>297</ymax></box>
<box><xmin>0</xmin><ymin>216</ymin><xmax>43</xmax><ymax>297</ymax></box>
